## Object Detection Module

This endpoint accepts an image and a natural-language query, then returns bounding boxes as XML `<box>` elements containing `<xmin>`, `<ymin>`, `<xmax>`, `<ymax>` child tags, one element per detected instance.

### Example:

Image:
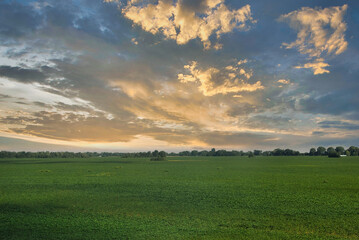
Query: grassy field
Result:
<box><xmin>0</xmin><ymin>156</ymin><xmax>359</xmax><ymax>239</ymax></box>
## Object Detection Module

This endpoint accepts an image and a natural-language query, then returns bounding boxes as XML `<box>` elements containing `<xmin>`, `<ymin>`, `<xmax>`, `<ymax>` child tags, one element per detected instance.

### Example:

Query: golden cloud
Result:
<box><xmin>178</xmin><ymin>61</ymin><xmax>263</xmax><ymax>96</ymax></box>
<box><xmin>295</xmin><ymin>60</ymin><xmax>330</xmax><ymax>75</ymax></box>
<box><xmin>280</xmin><ymin>4</ymin><xmax>348</xmax><ymax>75</ymax></box>
<box><xmin>121</xmin><ymin>0</ymin><xmax>254</xmax><ymax>49</ymax></box>
<box><xmin>277</xmin><ymin>79</ymin><xmax>290</xmax><ymax>84</ymax></box>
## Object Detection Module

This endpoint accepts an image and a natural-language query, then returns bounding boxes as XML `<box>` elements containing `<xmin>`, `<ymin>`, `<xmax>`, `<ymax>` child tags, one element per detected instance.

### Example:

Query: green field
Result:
<box><xmin>1</xmin><ymin>156</ymin><xmax>359</xmax><ymax>239</ymax></box>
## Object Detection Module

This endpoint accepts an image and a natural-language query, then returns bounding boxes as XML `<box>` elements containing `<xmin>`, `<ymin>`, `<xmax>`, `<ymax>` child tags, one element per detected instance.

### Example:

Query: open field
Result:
<box><xmin>1</xmin><ymin>156</ymin><xmax>359</xmax><ymax>239</ymax></box>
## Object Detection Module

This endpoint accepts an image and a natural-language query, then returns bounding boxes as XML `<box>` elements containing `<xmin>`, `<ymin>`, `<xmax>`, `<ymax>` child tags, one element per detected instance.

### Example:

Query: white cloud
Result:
<box><xmin>121</xmin><ymin>0</ymin><xmax>255</xmax><ymax>49</ymax></box>
<box><xmin>178</xmin><ymin>61</ymin><xmax>263</xmax><ymax>96</ymax></box>
<box><xmin>280</xmin><ymin>4</ymin><xmax>348</xmax><ymax>75</ymax></box>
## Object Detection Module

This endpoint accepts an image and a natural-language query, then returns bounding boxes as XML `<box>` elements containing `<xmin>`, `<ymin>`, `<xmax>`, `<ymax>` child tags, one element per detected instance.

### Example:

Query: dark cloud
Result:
<box><xmin>0</xmin><ymin>66</ymin><xmax>46</xmax><ymax>83</ymax></box>
<box><xmin>312</xmin><ymin>131</ymin><xmax>326</xmax><ymax>136</ymax></box>
<box><xmin>0</xmin><ymin>94</ymin><xmax>11</xmax><ymax>99</ymax></box>
<box><xmin>15</xmin><ymin>101</ymin><xmax>28</xmax><ymax>105</ymax></box>
<box><xmin>318</xmin><ymin>120</ymin><xmax>359</xmax><ymax>131</ymax></box>
<box><xmin>33</xmin><ymin>101</ymin><xmax>51</xmax><ymax>108</ymax></box>
<box><xmin>297</xmin><ymin>90</ymin><xmax>359</xmax><ymax>116</ymax></box>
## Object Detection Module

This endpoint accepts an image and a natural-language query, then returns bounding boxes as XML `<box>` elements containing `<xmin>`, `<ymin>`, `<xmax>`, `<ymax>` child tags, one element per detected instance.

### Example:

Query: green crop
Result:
<box><xmin>1</xmin><ymin>156</ymin><xmax>358</xmax><ymax>239</ymax></box>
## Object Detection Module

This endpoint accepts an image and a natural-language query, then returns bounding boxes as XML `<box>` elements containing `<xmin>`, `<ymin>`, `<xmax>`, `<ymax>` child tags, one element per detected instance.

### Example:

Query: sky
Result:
<box><xmin>0</xmin><ymin>0</ymin><xmax>359</xmax><ymax>152</ymax></box>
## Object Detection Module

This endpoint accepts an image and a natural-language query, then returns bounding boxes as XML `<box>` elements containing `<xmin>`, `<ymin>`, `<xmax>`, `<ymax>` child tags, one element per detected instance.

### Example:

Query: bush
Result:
<box><xmin>328</xmin><ymin>151</ymin><xmax>340</xmax><ymax>158</ymax></box>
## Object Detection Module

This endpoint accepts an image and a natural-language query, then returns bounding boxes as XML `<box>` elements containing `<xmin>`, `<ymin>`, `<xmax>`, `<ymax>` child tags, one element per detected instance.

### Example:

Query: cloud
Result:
<box><xmin>1</xmin><ymin>108</ymin><xmax>310</xmax><ymax>150</ymax></box>
<box><xmin>0</xmin><ymin>93</ymin><xmax>11</xmax><ymax>99</ymax></box>
<box><xmin>178</xmin><ymin>61</ymin><xmax>263</xmax><ymax>96</ymax></box>
<box><xmin>237</xmin><ymin>59</ymin><xmax>248</xmax><ymax>65</ymax></box>
<box><xmin>294</xmin><ymin>60</ymin><xmax>330</xmax><ymax>75</ymax></box>
<box><xmin>280</xmin><ymin>4</ymin><xmax>348</xmax><ymax>75</ymax></box>
<box><xmin>277</xmin><ymin>79</ymin><xmax>290</xmax><ymax>84</ymax></box>
<box><xmin>131</xmin><ymin>37</ymin><xmax>138</xmax><ymax>45</ymax></box>
<box><xmin>293</xmin><ymin>90</ymin><xmax>358</xmax><ymax>117</ymax></box>
<box><xmin>120</xmin><ymin>0</ymin><xmax>254</xmax><ymax>49</ymax></box>
<box><xmin>0</xmin><ymin>65</ymin><xmax>46</xmax><ymax>83</ymax></box>
<box><xmin>1</xmin><ymin>111</ymin><xmax>141</xmax><ymax>142</ymax></box>
<box><xmin>318</xmin><ymin>120</ymin><xmax>359</xmax><ymax>131</ymax></box>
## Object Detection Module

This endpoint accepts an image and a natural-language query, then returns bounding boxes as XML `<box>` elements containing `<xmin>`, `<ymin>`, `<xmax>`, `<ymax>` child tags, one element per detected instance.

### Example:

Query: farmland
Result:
<box><xmin>1</xmin><ymin>156</ymin><xmax>359</xmax><ymax>239</ymax></box>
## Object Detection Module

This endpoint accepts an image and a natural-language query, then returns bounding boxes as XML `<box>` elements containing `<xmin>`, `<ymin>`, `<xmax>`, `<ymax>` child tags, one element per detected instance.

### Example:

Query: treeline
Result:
<box><xmin>0</xmin><ymin>151</ymin><xmax>104</xmax><ymax>159</ymax></box>
<box><xmin>0</xmin><ymin>150</ymin><xmax>167</xmax><ymax>159</ymax></box>
<box><xmin>175</xmin><ymin>148</ymin><xmax>301</xmax><ymax>157</ymax></box>
<box><xmin>308</xmin><ymin>146</ymin><xmax>359</xmax><ymax>157</ymax></box>
<box><xmin>172</xmin><ymin>146</ymin><xmax>359</xmax><ymax>157</ymax></box>
<box><xmin>1</xmin><ymin>146</ymin><xmax>358</xmax><ymax>159</ymax></box>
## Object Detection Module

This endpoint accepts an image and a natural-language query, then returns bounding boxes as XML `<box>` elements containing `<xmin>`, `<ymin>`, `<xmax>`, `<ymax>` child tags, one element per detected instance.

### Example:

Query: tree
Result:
<box><xmin>208</xmin><ymin>148</ymin><xmax>216</xmax><ymax>156</ymax></box>
<box><xmin>262</xmin><ymin>151</ymin><xmax>272</xmax><ymax>156</ymax></box>
<box><xmin>273</xmin><ymin>148</ymin><xmax>284</xmax><ymax>156</ymax></box>
<box><xmin>327</xmin><ymin>147</ymin><xmax>335</xmax><ymax>154</ymax></box>
<box><xmin>158</xmin><ymin>151</ymin><xmax>167</xmax><ymax>158</ymax></box>
<box><xmin>179</xmin><ymin>151</ymin><xmax>190</xmax><ymax>156</ymax></box>
<box><xmin>151</xmin><ymin>150</ymin><xmax>167</xmax><ymax>161</ymax></box>
<box><xmin>309</xmin><ymin>148</ymin><xmax>316</xmax><ymax>156</ymax></box>
<box><xmin>348</xmin><ymin>146</ymin><xmax>359</xmax><ymax>156</ymax></box>
<box><xmin>328</xmin><ymin>151</ymin><xmax>340</xmax><ymax>158</ymax></box>
<box><xmin>199</xmin><ymin>150</ymin><xmax>208</xmax><ymax>156</ymax></box>
<box><xmin>284</xmin><ymin>149</ymin><xmax>294</xmax><ymax>156</ymax></box>
<box><xmin>317</xmin><ymin>146</ymin><xmax>326</xmax><ymax>156</ymax></box>
<box><xmin>335</xmin><ymin>146</ymin><xmax>345</xmax><ymax>155</ymax></box>
<box><xmin>191</xmin><ymin>150</ymin><xmax>198</xmax><ymax>156</ymax></box>
<box><xmin>152</xmin><ymin>150</ymin><xmax>159</xmax><ymax>157</ymax></box>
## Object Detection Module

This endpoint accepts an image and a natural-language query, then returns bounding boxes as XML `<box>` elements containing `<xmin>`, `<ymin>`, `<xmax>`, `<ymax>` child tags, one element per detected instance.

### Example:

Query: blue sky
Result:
<box><xmin>0</xmin><ymin>0</ymin><xmax>358</xmax><ymax>152</ymax></box>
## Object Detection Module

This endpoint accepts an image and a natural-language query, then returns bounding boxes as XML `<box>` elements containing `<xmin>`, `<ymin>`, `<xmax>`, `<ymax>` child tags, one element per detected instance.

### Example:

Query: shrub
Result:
<box><xmin>328</xmin><ymin>151</ymin><xmax>340</xmax><ymax>158</ymax></box>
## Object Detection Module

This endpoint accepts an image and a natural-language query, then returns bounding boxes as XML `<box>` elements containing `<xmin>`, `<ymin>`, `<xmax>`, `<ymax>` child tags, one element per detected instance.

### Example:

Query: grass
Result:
<box><xmin>0</xmin><ymin>156</ymin><xmax>359</xmax><ymax>239</ymax></box>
